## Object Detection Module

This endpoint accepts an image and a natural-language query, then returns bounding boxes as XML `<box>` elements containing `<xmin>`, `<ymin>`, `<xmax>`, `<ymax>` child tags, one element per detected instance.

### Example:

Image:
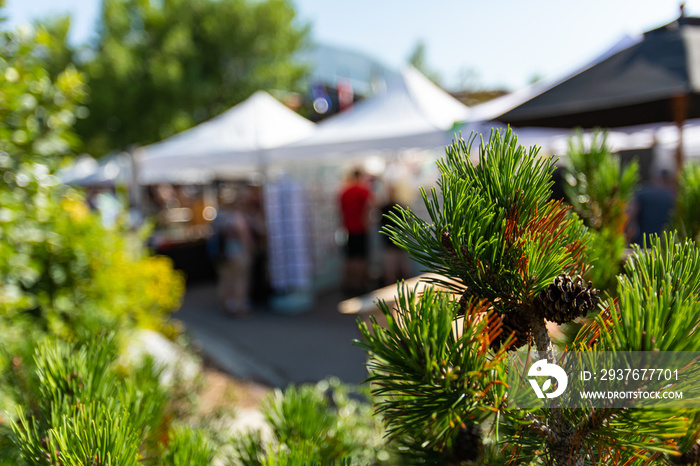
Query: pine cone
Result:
<box><xmin>441</xmin><ymin>230</ymin><xmax>454</xmax><ymax>253</ymax></box>
<box><xmin>537</xmin><ymin>274</ymin><xmax>600</xmax><ymax>324</ymax></box>
<box><xmin>490</xmin><ymin>310</ymin><xmax>532</xmax><ymax>350</ymax></box>
<box><xmin>452</xmin><ymin>423</ymin><xmax>483</xmax><ymax>462</ymax></box>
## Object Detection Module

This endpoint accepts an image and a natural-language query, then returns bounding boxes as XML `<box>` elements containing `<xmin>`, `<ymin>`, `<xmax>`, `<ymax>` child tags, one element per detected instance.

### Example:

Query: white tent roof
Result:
<box><xmin>272</xmin><ymin>66</ymin><xmax>471</xmax><ymax>160</ymax></box>
<box><xmin>60</xmin><ymin>153</ymin><xmax>136</xmax><ymax>187</ymax></box>
<box><xmin>463</xmin><ymin>118</ymin><xmax>700</xmax><ymax>175</ymax></box>
<box><xmin>137</xmin><ymin>91</ymin><xmax>316</xmax><ymax>184</ymax></box>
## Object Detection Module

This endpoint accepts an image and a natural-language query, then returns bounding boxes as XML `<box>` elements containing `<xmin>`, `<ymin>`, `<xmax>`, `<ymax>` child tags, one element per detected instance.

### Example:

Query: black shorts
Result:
<box><xmin>346</xmin><ymin>233</ymin><xmax>368</xmax><ymax>258</ymax></box>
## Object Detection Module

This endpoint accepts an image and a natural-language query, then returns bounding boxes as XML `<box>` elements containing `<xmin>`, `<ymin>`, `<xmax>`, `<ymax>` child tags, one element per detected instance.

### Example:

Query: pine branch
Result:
<box><xmin>522</xmin><ymin>413</ymin><xmax>550</xmax><ymax>438</ymax></box>
<box><xmin>384</xmin><ymin>128</ymin><xmax>589</xmax><ymax>312</ymax></box>
<box><xmin>576</xmin><ymin>408</ymin><xmax>616</xmax><ymax>438</ymax></box>
<box><xmin>522</xmin><ymin>306</ymin><xmax>552</xmax><ymax>362</ymax></box>
<box><xmin>356</xmin><ymin>284</ymin><xmax>511</xmax><ymax>451</ymax></box>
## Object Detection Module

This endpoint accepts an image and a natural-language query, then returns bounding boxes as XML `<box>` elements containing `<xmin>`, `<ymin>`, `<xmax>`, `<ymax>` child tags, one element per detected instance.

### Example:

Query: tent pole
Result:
<box><xmin>672</xmin><ymin>94</ymin><xmax>689</xmax><ymax>186</ymax></box>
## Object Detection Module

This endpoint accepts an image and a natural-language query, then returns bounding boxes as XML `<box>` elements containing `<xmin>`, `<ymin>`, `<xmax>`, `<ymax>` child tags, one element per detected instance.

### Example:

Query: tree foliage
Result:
<box><xmin>76</xmin><ymin>0</ymin><xmax>310</xmax><ymax>156</ymax></box>
<box><xmin>31</xmin><ymin>15</ymin><xmax>77</xmax><ymax>80</ymax></box>
<box><xmin>407</xmin><ymin>40</ymin><xmax>442</xmax><ymax>86</ymax></box>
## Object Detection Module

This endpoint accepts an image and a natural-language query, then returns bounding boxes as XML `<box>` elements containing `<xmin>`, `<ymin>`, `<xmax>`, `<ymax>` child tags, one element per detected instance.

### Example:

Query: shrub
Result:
<box><xmin>231</xmin><ymin>378</ymin><xmax>391</xmax><ymax>465</ymax></box>
<box><xmin>0</xmin><ymin>20</ymin><xmax>189</xmax><ymax>464</ymax></box>
<box><xmin>562</xmin><ymin>130</ymin><xmax>639</xmax><ymax>294</ymax></box>
<box><xmin>2</xmin><ymin>188</ymin><xmax>185</xmax><ymax>343</ymax></box>
<box><xmin>672</xmin><ymin>162</ymin><xmax>700</xmax><ymax>242</ymax></box>
<box><xmin>2</xmin><ymin>336</ymin><xmax>151</xmax><ymax>463</ymax></box>
<box><xmin>0</xmin><ymin>18</ymin><xmax>184</xmax><ymax>351</ymax></box>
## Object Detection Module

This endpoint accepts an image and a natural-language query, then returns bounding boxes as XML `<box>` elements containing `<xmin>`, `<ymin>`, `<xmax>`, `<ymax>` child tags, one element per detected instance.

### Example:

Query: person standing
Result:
<box><xmin>628</xmin><ymin>169</ymin><xmax>675</xmax><ymax>245</ymax></box>
<box><xmin>216</xmin><ymin>189</ymin><xmax>255</xmax><ymax>317</ymax></box>
<box><xmin>339</xmin><ymin>169</ymin><xmax>373</xmax><ymax>294</ymax></box>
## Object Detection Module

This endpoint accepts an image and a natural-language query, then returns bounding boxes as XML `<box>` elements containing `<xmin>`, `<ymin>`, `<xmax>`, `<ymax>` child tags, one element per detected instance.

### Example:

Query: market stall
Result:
<box><xmin>261</xmin><ymin>66</ymin><xmax>472</xmax><ymax>300</ymax></box>
<box><xmin>132</xmin><ymin>91</ymin><xmax>317</xmax><ymax>283</ymax></box>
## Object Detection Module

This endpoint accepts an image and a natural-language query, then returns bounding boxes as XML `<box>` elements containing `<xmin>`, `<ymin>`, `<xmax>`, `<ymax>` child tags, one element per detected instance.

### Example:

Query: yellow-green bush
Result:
<box><xmin>0</xmin><ymin>21</ymin><xmax>184</xmax><ymax>347</ymax></box>
<box><xmin>63</xmin><ymin>194</ymin><xmax>185</xmax><ymax>335</ymax></box>
<box><xmin>1</xmin><ymin>186</ymin><xmax>185</xmax><ymax>342</ymax></box>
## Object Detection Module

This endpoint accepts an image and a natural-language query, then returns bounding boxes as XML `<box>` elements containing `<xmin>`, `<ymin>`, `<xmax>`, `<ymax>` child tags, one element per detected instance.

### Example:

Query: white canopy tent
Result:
<box><xmin>60</xmin><ymin>153</ymin><xmax>138</xmax><ymax>187</ymax></box>
<box><xmin>136</xmin><ymin>91</ymin><xmax>316</xmax><ymax>184</ymax></box>
<box><xmin>270</xmin><ymin>66</ymin><xmax>471</xmax><ymax>161</ymax></box>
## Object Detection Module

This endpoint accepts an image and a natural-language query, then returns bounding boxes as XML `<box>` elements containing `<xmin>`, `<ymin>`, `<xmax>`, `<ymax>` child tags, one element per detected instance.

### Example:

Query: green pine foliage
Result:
<box><xmin>563</xmin><ymin>130</ymin><xmax>639</xmax><ymax>294</ymax></box>
<box><xmin>581</xmin><ymin>227</ymin><xmax>627</xmax><ymax>297</ymax></box>
<box><xmin>263</xmin><ymin>384</ymin><xmax>342</xmax><ymax>458</ymax></box>
<box><xmin>360</xmin><ymin>129</ymin><xmax>700</xmax><ymax>465</ymax></box>
<box><xmin>568</xmin><ymin>233</ymin><xmax>700</xmax><ymax>461</ymax></box>
<box><xmin>230</xmin><ymin>430</ymin><xmax>266</xmax><ymax>466</ymax></box>
<box><xmin>357</xmin><ymin>285</ymin><xmax>509</xmax><ymax>454</ymax></box>
<box><xmin>563</xmin><ymin>131</ymin><xmax>639</xmax><ymax>232</ymax></box>
<box><xmin>17</xmin><ymin>402</ymin><xmax>142</xmax><ymax>466</ymax></box>
<box><xmin>259</xmin><ymin>453</ymin><xmax>353</xmax><ymax>466</ymax></box>
<box><xmin>579</xmin><ymin>233</ymin><xmax>700</xmax><ymax>353</ymax></box>
<box><xmin>1</xmin><ymin>335</ymin><xmax>219</xmax><ymax>466</ymax></box>
<box><xmin>672</xmin><ymin>163</ymin><xmax>700</xmax><ymax>242</ymax></box>
<box><xmin>160</xmin><ymin>426</ymin><xmax>216</xmax><ymax>466</ymax></box>
<box><xmin>3</xmin><ymin>336</ymin><xmax>154</xmax><ymax>464</ymax></box>
<box><xmin>231</xmin><ymin>379</ymin><xmax>390</xmax><ymax>465</ymax></box>
<box><xmin>385</xmin><ymin>130</ymin><xmax>588</xmax><ymax>309</ymax></box>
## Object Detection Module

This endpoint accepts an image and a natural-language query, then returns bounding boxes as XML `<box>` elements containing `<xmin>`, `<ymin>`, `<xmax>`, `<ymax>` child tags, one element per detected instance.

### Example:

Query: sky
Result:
<box><xmin>4</xmin><ymin>0</ymin><xmax>700</xmax><ymax>91</ymax></box>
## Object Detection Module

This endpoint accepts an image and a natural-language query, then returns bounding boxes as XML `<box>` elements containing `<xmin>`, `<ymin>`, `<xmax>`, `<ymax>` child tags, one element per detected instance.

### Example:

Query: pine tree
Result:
<box><xmin>358</xmin><ymin>128</ymin><xmax>700</xmax><ymax>465</ymax></box>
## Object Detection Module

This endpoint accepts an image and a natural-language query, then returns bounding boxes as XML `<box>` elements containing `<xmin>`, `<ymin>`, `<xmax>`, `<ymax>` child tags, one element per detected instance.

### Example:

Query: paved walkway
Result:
<box><xmin>175</xmin><ymin>282</ymin><xmax>370</xmax><ymax>388</ymax></box>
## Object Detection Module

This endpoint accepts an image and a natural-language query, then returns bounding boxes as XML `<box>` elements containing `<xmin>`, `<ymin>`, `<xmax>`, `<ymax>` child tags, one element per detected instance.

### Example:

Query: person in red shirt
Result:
<box><xmin>339</xmin><ymin>168</ymin><xmax>373</xmax><ymax>294</ymax></box>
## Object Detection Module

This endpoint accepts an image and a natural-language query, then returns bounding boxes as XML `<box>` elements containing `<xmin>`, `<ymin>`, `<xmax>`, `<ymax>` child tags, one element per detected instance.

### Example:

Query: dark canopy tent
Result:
<box><xmin>494</xmin><ymin>14</ymin><xmax>700</xmax><ymax>172</ymax></box>
<box><xmin>497</xmin><ymin>15</ymin><xmax>700</xmax><ymax>129</ymax></box>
